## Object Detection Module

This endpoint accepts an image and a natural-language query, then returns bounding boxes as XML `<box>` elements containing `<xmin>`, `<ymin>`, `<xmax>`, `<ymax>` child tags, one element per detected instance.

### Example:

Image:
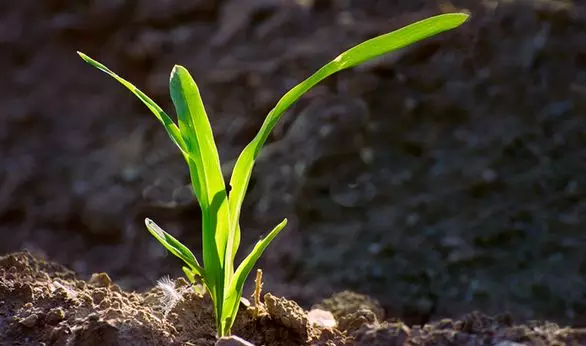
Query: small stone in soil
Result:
<box><xmin>88</xmin><ymin>272</ymin><xmax>113</xmax><ymax>287</ymax></box>
<box><xmin>20</xmin><ymin>313</ymin><xmax>39</xmax><ymax>328</ymax></box>
<box><xmin>308</xmin><ymin>309</ymin><xmax>337</xmax><ymax>329</ymax></box>
<box><xmin>46</xmin><ymin>307</ymin><xmax>66</xmax><ymax>324</ymax></box>
<box><xmin>215</xmin><ymin>335</ymin><xmax>255</xmax><ymax>346</ymax></box>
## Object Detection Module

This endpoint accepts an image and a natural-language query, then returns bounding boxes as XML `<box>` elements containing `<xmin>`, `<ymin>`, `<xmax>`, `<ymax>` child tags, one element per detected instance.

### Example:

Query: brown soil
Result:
<box><xmin>3</xmin><ymin>251</ymin><xmax>586</xmax><ymax>345</ymax></box>
<box><xmin>2</xmin><ymin>0</ymin><xmax>586</xmax><ymax>345</ymax></box>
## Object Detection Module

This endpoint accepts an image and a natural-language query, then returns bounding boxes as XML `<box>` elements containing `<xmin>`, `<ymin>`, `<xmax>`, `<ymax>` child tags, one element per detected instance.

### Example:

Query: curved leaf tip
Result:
<box><xmin>171</xmin><ymin>65</ymin><xmax>188</xmax><ymax>77</ymax></box>
<box><xmin>145</xmin><ymin>218</ymin><xmax>162</xmax><ymax>236</ymax></box>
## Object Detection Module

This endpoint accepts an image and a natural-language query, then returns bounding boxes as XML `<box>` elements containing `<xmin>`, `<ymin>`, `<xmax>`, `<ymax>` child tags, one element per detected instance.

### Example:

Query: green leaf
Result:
<box><xmin>223</xmin><ymin>218</ymin><xmax>288</xmax><ymax>326</ymax></box>
<box><xmin>168</xmin><ymin>65</ymin><xmax>227</xmax><ymax>214</ymax></box>
<box><xmin>182</xmin><ymin>266</ymin><xmax>197</xmax><ymax>284</ymax></box>
<box><xmin>227</xmin><ymin>13</ymin><xmax>469</xmax><ymax>244</ymax></box>
<box><xmin>169</xmin><ymin>66</ymin><xmax>233</xmax><ymax>333</ymax></box>
<box><xmin>77</xmin><ymin>52</ymin><xmax>186</xmax><ymax>153</ymax></box>
<box><xmin>145</xmin><ymin>218</ymin><xmax>204</xmax><ymax>278</ymax></box>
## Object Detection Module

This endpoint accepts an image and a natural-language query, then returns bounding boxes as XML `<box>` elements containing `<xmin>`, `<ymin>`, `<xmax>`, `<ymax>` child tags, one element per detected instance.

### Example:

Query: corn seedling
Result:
<box><xmin>77</xmin><ymin>13</ymin><xmax>468</xmax><ymax>337</ymax></box>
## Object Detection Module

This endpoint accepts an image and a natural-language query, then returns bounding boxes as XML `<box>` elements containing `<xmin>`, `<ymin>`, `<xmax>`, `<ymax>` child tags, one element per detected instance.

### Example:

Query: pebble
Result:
<box><xmin>215</xmin><ymin>335</ymin><xmax>255</xmax><ymax>346</ymax></box>
<box><xmin>308</xmin><ymin>309</ymin><xmax>337</xmax><ymax>328</ymax></box>
<box><xmin>46</xmin><ymin>307</ymin><xmax>65</xmax><ymax>325</ymax></box>
<box><xmin>20</xmin><ymin>313</ymin><xmax>39</xmax><ymax>328</ymax></box>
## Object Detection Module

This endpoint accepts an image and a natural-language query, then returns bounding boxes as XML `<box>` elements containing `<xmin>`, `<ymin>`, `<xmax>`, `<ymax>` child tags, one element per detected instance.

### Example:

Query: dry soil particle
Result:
<box><xmin>2</xmin><ymin>251</ymin><xmax>586</xmax><ymax>345</ymax></box>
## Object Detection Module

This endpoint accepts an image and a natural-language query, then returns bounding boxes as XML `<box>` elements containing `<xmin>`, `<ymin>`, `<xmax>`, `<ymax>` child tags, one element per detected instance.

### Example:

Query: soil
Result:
<box><xmin>1</xmin><ymin>0</ymin><xmax>586</xmax><ymax>345</ymax></box>
<box><xmin>3</xmin><ymin>251</ymin><xmax>586</xmax><ymax>345</ymax></box>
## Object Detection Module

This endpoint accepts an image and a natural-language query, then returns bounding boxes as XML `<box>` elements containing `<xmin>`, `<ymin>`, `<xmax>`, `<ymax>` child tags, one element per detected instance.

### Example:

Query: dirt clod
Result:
<box><xmin>314</xmin><ymin>290</ymin><xmax>385</xmax><ymax>324</ymax></box>
<box><xmin>264</xmin><ymin>292</ymin><xmax>311</xmax><ymax>341</ymax></box>
<box><xmin>20</xmin><ymin>313</ymin><xmax>39</xmax><ymax>328</ymax></box>
<box><xmin>89</xmin><ymin>272</ymin><xmax>114</xmax><ymax>288</ymax></box>
<box><xmin>351</xmin><ymin>321</ymin><xmax>411</xmax><ymax>346</ymax></box>
<box><xmin>46</xmin><ymin>307</ymin><xmax>66</xmax><ymax>324</ymax></box>
<box><xmin>339</xmin><ymin>308</ymin><xmax>379</xmax><ymax>334</ymax></box>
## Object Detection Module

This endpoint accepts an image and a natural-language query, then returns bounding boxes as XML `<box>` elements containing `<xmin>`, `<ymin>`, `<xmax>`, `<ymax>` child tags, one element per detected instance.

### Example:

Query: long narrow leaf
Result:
<box><xmin>227</xmin><ymin>13</ymin><xmax>469</xmax><ymax>245</ymax></box>
<box><xmin>145</xmin><ymin>218</ymin><xmax>204</xmax><ymax>277</ymax></box>
<box><xmin>169</xmin><ymin>66</ymin><xmax>228</xmax><ymax>210</ymax></box>
<box><xmin>256</xmin><ymin>13</ymin><xmax>469</xmax><ymax>147</ymax></box>
<box><xmin>77</xmin><ymin>52</ymin><xmax>186</xmax><ymax>153</ymax></box>
<box><xmin>168</xmin><ymin>67</ymin><xmax>229</xmax><ymax>248</ymax></box>
<box><xmin>182</xmin><ymin>266</ymin><xmax>197</xmax><ymax>284</ymax></box>
<box><xmin>224</xmin><ymin>218</ymin><xmax>288</xmax><ymax>328</ymax></box>
<box><xmin>169</xmin><ymin>66</ymin><xmax>232</xmax><ymax>333</ymax></box>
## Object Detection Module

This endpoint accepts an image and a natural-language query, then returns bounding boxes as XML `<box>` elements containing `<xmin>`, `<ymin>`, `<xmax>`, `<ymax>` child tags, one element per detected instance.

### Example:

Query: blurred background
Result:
<box><xmin>1</xmin><ymin>0</ymin><xmax>585</xmax><ymax>327</ymax></box>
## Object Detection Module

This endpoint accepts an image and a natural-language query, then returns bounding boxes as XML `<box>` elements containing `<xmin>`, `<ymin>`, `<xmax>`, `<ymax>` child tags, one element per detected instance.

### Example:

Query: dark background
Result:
<box><xmin>1</xmin><ymin>0</ymin><xmax>585</xmax><ymax>327</ymax></box>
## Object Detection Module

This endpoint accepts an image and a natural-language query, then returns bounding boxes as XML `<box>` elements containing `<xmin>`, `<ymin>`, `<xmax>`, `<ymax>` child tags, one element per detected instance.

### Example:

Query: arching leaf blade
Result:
<box><xmin>227</xmin><ymin>13</ymin><xmax>469</xmax><ymax>244</ymax></box>
<box><xmin>77</xmin><ymin>52</ymin><xmax>186</xmax><ymax>152</ymax></box>
<box><xmin>224</xmin><ymin>218</ymin><xmax>288</xmax><ymax>326</ymax></box>
<box><xmin>145</xmin><ymin>218</ymin><xmax>205</xmax><ymax>278</ymax></box>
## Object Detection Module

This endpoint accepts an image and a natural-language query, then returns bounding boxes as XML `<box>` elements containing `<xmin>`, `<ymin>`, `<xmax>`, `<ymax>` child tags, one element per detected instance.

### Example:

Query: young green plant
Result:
<box><xmin>77</xmin><ymin>13</ymin><xmax>469</xmax><ymax>337</ymax></box>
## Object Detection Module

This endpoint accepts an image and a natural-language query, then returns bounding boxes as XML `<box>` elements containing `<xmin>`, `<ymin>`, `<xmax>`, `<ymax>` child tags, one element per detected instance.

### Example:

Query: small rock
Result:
<box><xmin>239</xmin><ymin>297</ymin><xmax>251</xmax><ymax>308</ymax></box>
<box><xmin>308</xmin><ymin>309</ymin><xmax>337</xmax><ymax>329</ymax></box>
<box><xmin>50</xmin><ymin>325</ymin><xmax>72</xmax><ymax>344</ymax></box>
<box><xmin>215</xmin><ymin>335</ymin><xmax>256</xmax><ymax>346</ymax></box>
<box><xmin>20</xmin><ymin>313</ymin><xmax>39</xmax><ymax>328</ymax></box>
<box><xmin>46</xmin><ymin>307</ymin><xmax>66</xmax><ymax>324</ymax></box>
<box><xmin>87</xmin><ymin>312</ymin><xmax>100</xmax><ymax>322</ymax></box>
<box><xmin>89</xmin><ymin>273</ymin><xmax>112</xmax><ymax>287</ymax></box>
